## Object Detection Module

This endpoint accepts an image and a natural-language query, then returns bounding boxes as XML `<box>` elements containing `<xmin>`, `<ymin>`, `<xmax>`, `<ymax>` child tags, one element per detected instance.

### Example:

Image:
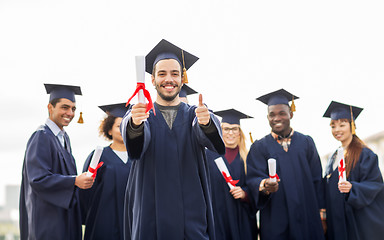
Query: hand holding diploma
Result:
<box><xmin>195</xmin><ymin>94</ymin><xmax>210</xmax><ymax>125</ymax></box>
<box><xmin>261</xmin><ymin>158</ymin><xmax>279</xmax><ymax>194</ymax></box>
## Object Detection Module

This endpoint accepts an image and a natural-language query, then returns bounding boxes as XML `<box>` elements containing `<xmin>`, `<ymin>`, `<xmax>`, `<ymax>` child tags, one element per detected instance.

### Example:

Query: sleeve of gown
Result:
<box><xmin>79</xmin><ymin>151</ymin><xmax>96</xmax><ymax>224</ymax></box>
<box><xmin>26</xmin><ymin>131</ymin><xmax>76</xmax><ymax>210</ymax></box>
<box><xmin>305</xmin><ymin>136</ymin><xmax>325</xmax><ymax>209</ymax></box>
<box><xmin>347</xmin><ymin>150</ymin><xmax>384</xmax><ymax>209</ymax></box>
<box><xmin>193</xmin><ymin>112</ymin><xmax>225</xmax><ymax>155</ymax></box>
<box><xmin>245</xmin><ymin>141</ymin><xmax>271</xmax><ymax>209</ymax></box>
<box><xmin>120</xmin><ymin>109</ymin><xmax>151</xmax><ymax>160</ymax></box>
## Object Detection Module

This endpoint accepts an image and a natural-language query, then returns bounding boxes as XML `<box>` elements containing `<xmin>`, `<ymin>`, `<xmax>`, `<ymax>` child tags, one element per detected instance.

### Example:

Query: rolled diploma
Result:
<box><xmin>86</xmin><ymin>146</ymin><xmax>104</xmax><ymax>177</ymax></box>
<box><xmin>214</xmin><ymin>157</ymin><xmax>234</xmax><ymax>189</ymax></box>
<box><xmin>135</xmin><ymin>56</ymin><xmax>146</xmax><ymax>104</ymax></box>
<box><xmin>337</xmin><ymin>147</ymin><xmax>346</xmax><ymax>182</ymax></box>
<box><xmin>268</xmin><ymin>158</ymin><xmax>277</xmax><ymax>182</ymax></box>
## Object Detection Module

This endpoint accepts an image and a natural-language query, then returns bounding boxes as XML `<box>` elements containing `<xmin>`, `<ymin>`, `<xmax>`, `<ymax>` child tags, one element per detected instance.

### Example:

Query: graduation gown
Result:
<box><xmin>19</xmin><ymin>125</ymin><xmax>81</xmax><ymax>240</ymax></box>
<box><xmin>206</xmin><ymin>149</ymin><xmax>258</xmax><ymax>240</ymax></box>
<box><xmin>324</xmin><ymin>147</ymin><xmax>384</xmax><ymax>240</ymax></box>
<box><xmin>79</xmin><ymin>146</ymin><xmax>131</xmax><ymax>240</ymax></box>
<box><xmin>121</xmin><ymin>102</ymin><xmax>225</xmax><ymax>240</ymax></box>
<box><xmin>246</xmin><ymin>132</ymin><xmax>324</xmax><ymax>240</ymax></box>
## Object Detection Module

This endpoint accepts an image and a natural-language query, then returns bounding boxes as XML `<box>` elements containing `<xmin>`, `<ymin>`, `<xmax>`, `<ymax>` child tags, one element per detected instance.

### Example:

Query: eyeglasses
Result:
<box><xmin>222</xmin><ymin>127</ymin><xmax>240</xmax><ymax>134</ymax></box>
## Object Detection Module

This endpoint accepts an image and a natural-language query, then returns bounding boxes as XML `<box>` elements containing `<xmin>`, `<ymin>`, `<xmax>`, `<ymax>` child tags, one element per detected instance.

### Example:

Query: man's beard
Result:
<box><xmin>155</xmin><ymin>84</ymin><xmax>182</xmax><ymax>102</ymax></box>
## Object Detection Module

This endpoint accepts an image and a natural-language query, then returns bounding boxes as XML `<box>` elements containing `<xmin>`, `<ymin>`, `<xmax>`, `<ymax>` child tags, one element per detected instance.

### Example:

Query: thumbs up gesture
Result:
<box><xmin>195</xmin><ymin>94</ymin><xmax>210</xmax><ymax>125</ymax></box>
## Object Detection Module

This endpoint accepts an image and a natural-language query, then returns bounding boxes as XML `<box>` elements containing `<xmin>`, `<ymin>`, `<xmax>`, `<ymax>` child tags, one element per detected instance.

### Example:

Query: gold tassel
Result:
<box><xmin>77</xmin><ymin>112</ymin><xmax>84</xmax><ymax>124</ymax></box>
<box><xmin>350</xmin><ymin>106</ymin><xmax>356</xmax><ymax>135</ymax></box>
<box><xmin>249</xmin><ymin>132</ymin><xmax>254</xmax><ymax>143</ymax></box>
<box><xmin>290</xmin><ymin>96</ymin><xmax>296</xmax><ymax>112</ymax></box>
<box><xmin>182</xmin><ymin>50</ymin><xmax>188</xmax><ymax>83</ymax></box>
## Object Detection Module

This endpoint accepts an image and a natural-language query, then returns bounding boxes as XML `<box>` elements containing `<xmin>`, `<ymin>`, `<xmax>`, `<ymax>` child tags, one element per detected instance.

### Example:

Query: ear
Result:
<box><xmin>47</xmin><ymin>103</ymin><xmax>53</xmax><ymax>116</ymax></box>
<box><xmin>151</xmin><ymin>75</ymin><xmax>155</xmax><ymax>86</ymax></box>
<box><xmin>290</xmin><ymin>111</ymin><xmax>294</xmax><ymax>119</ymax></box>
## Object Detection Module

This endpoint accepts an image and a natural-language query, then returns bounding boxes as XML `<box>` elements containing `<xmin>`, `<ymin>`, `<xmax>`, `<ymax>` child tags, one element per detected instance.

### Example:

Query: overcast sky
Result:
<box><xmin>1</xmin><ymin>0</ymin><xmax>384</xmax><ymax>205</ymax></box>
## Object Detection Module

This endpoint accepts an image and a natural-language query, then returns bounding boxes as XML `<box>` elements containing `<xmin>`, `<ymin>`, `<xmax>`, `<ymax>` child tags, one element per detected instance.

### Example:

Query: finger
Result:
<box><xmin>198</xmin><ymin>94</ymin><xmax>203</xmax><ymax>107</ymax></box>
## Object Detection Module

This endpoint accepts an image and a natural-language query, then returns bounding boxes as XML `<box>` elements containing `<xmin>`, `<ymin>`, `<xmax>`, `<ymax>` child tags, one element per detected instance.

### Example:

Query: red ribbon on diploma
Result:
<box><xmin>126</xmin><ymin>82</ymin><xmax>156</xmax><ymax>115</ymax></box>
<box><xmin>269</xmin><ymin>174</ymin><xmax>280</xmax><ymax>180</ymax></box>
<box><xmin>222</xmin><ymin>171</ymin><xmax>239</xmax><ymax>187</ymax></box>
<box><xmin>338</xmin><ymin>159</ymin><xmax>345</xmax><ymax>180</ymax></box>
<box><xmin>88</xmin><ymin>162</ymin><xmax>104</xmax><ymax>179</ymax></box>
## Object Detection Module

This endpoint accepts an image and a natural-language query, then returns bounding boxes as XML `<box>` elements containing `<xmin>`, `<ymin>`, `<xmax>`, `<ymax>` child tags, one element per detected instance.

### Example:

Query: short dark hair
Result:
<box><xmin>49</xmin><ymin>98</ymin><xmax>62</xmax><ymax>107</ymax></box>
<box><xmin>99</xmin><ymin>115</ymin><xmax>117</xmax><ymax>140</ymax></box>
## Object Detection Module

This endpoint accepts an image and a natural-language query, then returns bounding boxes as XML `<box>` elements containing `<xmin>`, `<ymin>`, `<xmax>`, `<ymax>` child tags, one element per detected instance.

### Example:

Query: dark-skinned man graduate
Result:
<box><xmin>120</xmin><ymin>39</ymin><xmax>225</xmax><ymax>240</ymax></box>
<box><xmin>246</xmin><ymin>89</ymin><xmax>324</xmax><ymax>240</ymax></box>
<box><xmin>20</xmin><ymin>84</ymin><xmax>94</xmax><ymax>240</ymax></box>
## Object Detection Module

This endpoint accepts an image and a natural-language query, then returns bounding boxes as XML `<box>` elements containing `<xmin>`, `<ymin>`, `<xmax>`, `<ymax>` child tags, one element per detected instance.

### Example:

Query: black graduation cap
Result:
<box><xmin>44</xmin><ymin>83</ymin><xmax>82</xmax><ymax>102</ymax></box>
<box><xmin>145</xmin><ymin>39</ymin><xmax>199</xmax><ymax>83</ymax></box>
<box><xmin>256</xmin><ymin>88</ymin><xmax>299</xmax><ymax>112</ymax></box>
<box><xmin>99</xmin><ymin>103</ymin><xmax>130</xmax><ymax>118</ymax></box>
<box><xmin>214</xmin><ymin>108</ymin><xmax>253</xmax><ymax>125</ymax></box>
<box><xmin>179</xmin><ymin>84</ymin><xmax>197</xmax><ymax>98</ymax></box>
<box><xmin>323</xmin><ymin>101</ymin><xmax>363</xmax><ymax>120</ymax></box>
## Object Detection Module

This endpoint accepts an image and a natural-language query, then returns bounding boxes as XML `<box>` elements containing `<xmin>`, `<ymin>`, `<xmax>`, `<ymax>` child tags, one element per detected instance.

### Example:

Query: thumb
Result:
<box><xmin>198</xmin><ymin>93</ymin><xmax>204</xmax><ymax>107</ymax></box>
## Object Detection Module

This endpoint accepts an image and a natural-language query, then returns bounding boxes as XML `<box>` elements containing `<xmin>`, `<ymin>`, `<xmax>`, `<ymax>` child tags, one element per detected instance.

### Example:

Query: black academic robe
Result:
<box><xmin>206</xmin><ymin>149</ymin><xmax>258</xmax><ymax>240</ymax></box>
<box><xmin>324</xmin><ymin>147</ymin><xmax>384</xmax><ymax>240</ymax></box>
<box><xmin>79</xmin><ymin>146</ymin><xmax>131</xmax><ymax>240</ymax></box>
<box><xmin>246</xmin><ymin>132</ymin><xmax>324</xmax><ymax>240</ymax></box>
<box><xmin>19</xmin><ymin>125</ymin><xmax>81</xmax><ymax>240</ymax></box>
<box><xmin>121</xmin><ymin>102</ymin><xmax>225</xmax><ymax>240</ymax></box>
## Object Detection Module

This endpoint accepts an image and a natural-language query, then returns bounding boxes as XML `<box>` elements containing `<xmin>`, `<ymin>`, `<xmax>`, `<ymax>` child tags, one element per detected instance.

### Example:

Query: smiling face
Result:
<box><xmin>267</xmin><ymin>104</ymin><xmax>293</xmax><ymax>136</ymax></box>
<box><xmin>48</xmin><ymin>98</ymin><xmax>76</xmax><ymax>130</ymax></box>
<box><xmin>330</xmin><ymin>119</ymin><xmax>353</xmax><ymax>146</ymax></box>
<box><xmin>222</xmin><ymin>122</ymin><xmax>241</xmax><ymax>148</ymax></box>
<box><xmin>152</xmin><ymin>59</ymin><xmax>182</xmax><ymax>106</ymax></box>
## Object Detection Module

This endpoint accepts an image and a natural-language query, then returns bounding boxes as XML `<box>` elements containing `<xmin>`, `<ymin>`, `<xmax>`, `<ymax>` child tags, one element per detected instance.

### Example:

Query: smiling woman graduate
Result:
<box><xmin>206</xmin><ymin>108</ymin><xmax>258</xmax><ymax>240</ymax></box>
<box><xmin>79</xmin><ymin>103</ymin><xmax>131</xmax><ymax>240</ymax></box>
<box><xmin>322</xmin><ymin>101</ymin><xmax>384</xmax><ymax>240</ymax></box>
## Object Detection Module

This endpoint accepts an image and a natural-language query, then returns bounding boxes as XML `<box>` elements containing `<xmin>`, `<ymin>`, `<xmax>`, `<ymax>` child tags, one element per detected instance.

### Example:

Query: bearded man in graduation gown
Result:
<box><xmin>19</xmin><ymin>84</ymin><xmax>94</xmax><ymax>240</ymax></box>
<box><xmin>246</xmin><ymin>89</ymin><xmax>325</xmax><ymax>240</ymax></box>
<box><xmin>121</xmin><ymin>39</ymin><xmax>225</xmax><ymax>240</ymax></box>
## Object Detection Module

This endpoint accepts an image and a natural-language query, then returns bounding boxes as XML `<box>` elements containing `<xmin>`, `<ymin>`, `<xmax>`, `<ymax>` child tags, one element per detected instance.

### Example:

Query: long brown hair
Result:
<box><xmin>345</xmin><ymin>134</ymin><xmax>367</xmax><ymax>178</ymax></box>
<box><xmin>238</xmin><ymin>128</ymin><xmax>249</xmax><ymax>174</ymax></box>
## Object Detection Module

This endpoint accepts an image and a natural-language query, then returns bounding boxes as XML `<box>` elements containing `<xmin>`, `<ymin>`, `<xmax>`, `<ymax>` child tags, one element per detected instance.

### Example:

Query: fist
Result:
<box><xmin>195</xmin><ymin>94</ymin><xmax>210</xmax><ymax>125</ymax></box>
<box><xmin>131</xmin><ymin>103</ymin><xmax>150</xmax><ymax>126</ymax></box>
<box><xmin>75</xmin><ymin>172</ymin><xmax>94</xmax><ymax>189</ymax></box>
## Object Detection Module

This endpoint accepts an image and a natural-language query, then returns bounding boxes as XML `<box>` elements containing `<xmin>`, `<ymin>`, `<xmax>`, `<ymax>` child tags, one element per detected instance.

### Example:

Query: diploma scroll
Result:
<box><xmin>87</xmin><ymin>146</ymin><xmax>104</xmax><ymax>178</ymax></box>
<box><xmin>268</xmin><ymin>158</ymin><xmax>279</xmax><ymax>182</ymax></box>
<box><xmin>135</xmin><ymin>56</ymin><xmax>146</xmax><ymax>104</ymax></box>
<box><xmin>337</xmin><ymin>147</ymin><xmax>346</xmax><ymax>182</ymax></box>
<box><xmin>214</xmin><ymin>157</ymin><xmax>239</xmax><ymax>190</ymax></box>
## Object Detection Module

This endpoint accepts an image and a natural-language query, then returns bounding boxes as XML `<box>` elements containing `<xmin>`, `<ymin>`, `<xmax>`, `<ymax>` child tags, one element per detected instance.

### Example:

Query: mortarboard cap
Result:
<box><xmin>257</xmin><ymin>88</ymin><xmax>298</xmax><ymax>112</ymax></box>
<box><xmin>44</xmin><ymin>83</ymin><xmax>82</xmax><ymax>102</ymax></box>
<box><xmin>214</xmin><ymin>108</ymin><xmax>253</xmax><ymax>125</ymax></box>
<box><xmin>323</xmin><ymin>101</ymin><xmax>363</xmax><ymax>120</ymax></box>
<box><xmin>145</xmin><ymin>39</ymin><xmax>199</xmax><ymax>83</ymax></box>
<box><xmin>99</xmin><ymin>103</ymin><xmax>130</xmax><ymax>118</ymax></box>
<box><xmin>179</xmin><ymin>84</ymin><xmax>198</xmax><ymax>98</ymax></box>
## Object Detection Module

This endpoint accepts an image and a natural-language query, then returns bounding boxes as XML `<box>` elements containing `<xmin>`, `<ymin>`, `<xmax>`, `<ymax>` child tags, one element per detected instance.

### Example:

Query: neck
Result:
<box><xmin>273</xmin><ymin>127</ymin><xmax>292</xmax><ymax>138</ymax></box>
<box><xmin>156</xmin><ymin>96</ymin><xmax>181</xmax><ymax>106</ymax></box>
<box><xmin>110</xmin><ymin>141</ymin><xmax>126</xmax><ymax>151</ymax></box>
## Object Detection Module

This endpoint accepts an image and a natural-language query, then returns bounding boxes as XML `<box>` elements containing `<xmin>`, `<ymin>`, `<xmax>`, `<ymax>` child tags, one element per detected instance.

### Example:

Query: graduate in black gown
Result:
<box><xmin>19</xmin><ymin>84</ymin><xmax>94</xmax><ymax>240</ymax></box>
<box><xmin>79</xmin><ymin>103</ymin><xmax>131</xmax><ymax>240</ymax></box>
<box><xmin>206</xmin><ymin>109</ymin><xmax>258</xmax><ymax>240</ymax></box>
<box><xmin>121</xmin><ymin>39</ymin><xmax>225</xmax><ymax>240</ymax></box>
<box><xmin>246</xmin><ymin>89</ymin><xmax>325</xmax><ymax>240</ymax></box>
<box><xmin>322</xmin><ymin>101</ymin><xmax>384</xmax><ymax>240</ymax></box>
